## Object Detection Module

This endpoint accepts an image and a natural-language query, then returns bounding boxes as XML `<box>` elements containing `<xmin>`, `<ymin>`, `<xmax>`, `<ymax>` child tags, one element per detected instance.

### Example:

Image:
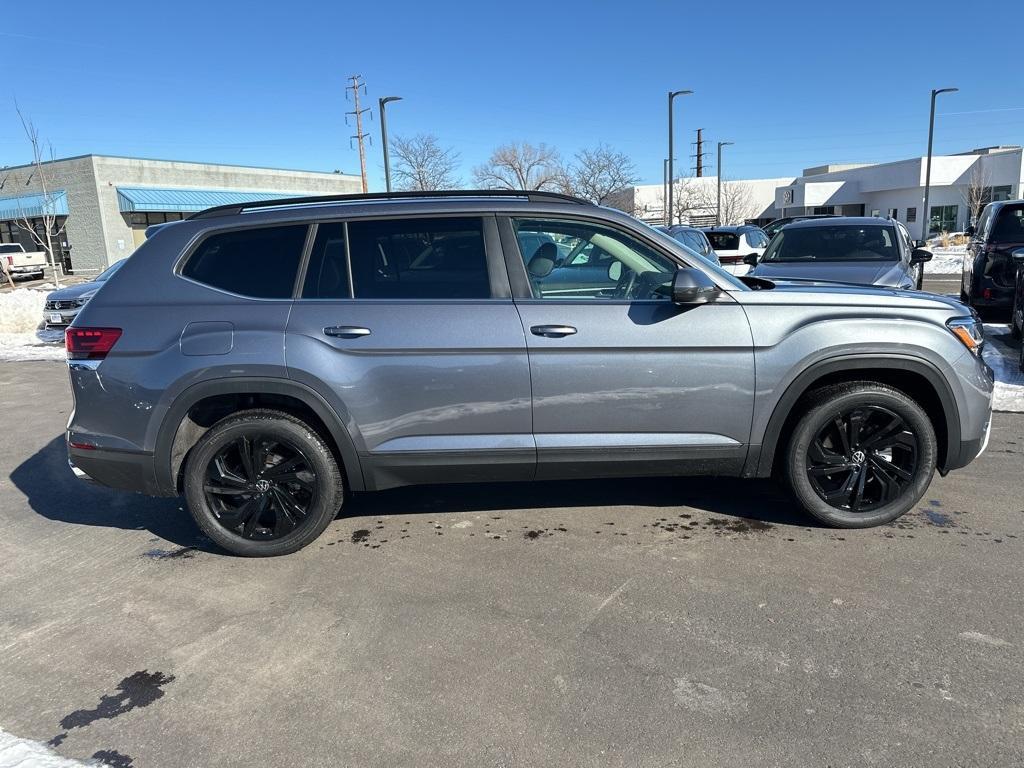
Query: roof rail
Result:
<box><xmin>188</xmin><ymin>189</ymin><xmax>592</xmax><ymax>219</ymax></box>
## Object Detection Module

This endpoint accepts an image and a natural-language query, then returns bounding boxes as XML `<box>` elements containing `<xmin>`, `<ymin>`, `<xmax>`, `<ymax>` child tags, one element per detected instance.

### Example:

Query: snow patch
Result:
<box><xmin>983</xmin><ymin>324</ymin><xmax>1024</xmax><ymax>413</ymax></box>
<box><xmin>925</xmin><ymin>249</ymin><xmax>965</xmax><ymax>275</ymax></box>
<box><xmin>0</xmin><ymin>329</ymin><xmax>65</xmax><ymax>362</ymax></box>
<box><xmin>0</xmin><ymin>288</ymin><xmax>48</xmax><ymax>334</ymax></box>
<box><xmin>0</xmin><ymin>728</ymin><xmax>101</xmax><ymax>767</ymax></box>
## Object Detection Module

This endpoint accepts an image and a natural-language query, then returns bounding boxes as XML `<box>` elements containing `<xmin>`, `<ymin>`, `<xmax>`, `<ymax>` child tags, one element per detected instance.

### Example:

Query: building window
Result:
<box><xmin>887</xmin><ymin>208</ymin><xmax>898</xmax><ymax>219</ymax></box>
<box><xmin>906</xmin><ymin>207</ymin><xmax>917</xmax><ymax>223</ymax></box>
<box><xmin>125</xmin><ymin>211</ymin><xmax>186</xmax><ymax>228</ymax></box>
<box><xmin>928</xmin><ymin>205</ymin><xmax>958</xmax><ymax>234</ymax></box>
<box><xmin>992</xmin><ymin>185</ymin><xmax>1013</xmax><ymax>202</ymax></box>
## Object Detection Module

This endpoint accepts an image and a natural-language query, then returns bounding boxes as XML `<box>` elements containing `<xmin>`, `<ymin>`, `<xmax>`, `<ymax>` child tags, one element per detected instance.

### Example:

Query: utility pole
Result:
<box><xmin>692</xmin><ymin>128</ymin><xmax>709</xmax><ymax>177</ymax></box>
<box><xmin>346</xmin><ymin>75</ymin><xmax>371</xmax><ymax>193</ymax></box>
<box><xmin>663</xmin><ymin>158</ymin><xmax>670</xmax><ymax>226</ymax></box>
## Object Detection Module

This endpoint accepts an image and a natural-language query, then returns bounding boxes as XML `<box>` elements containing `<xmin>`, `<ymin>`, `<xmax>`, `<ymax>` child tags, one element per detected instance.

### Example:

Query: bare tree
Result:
<box><xmin>390</xmin><ymin>134</ymin><xmax>461</xmax><ymax>191</ymax></box>
<box><xmin>717</xmin><ymin>180</ymin><xmax>757</xmax><ymax>225</ymax></box>
<box><xmin>472</xmin><ymin>142</ymin><xmax>563</xmax><ymax>191</ymax></box>
<box><xmin>666</xmin><ymin>177</ymin><xmax>712</xmax><ymax>224</ymax></box>
<box><xmin>562</xmin><ymin>144</ymin><xmax>639</xmax><ymax>205</ymax></box>
<box><xmin>11</xmin><ymin>106</ymin><xmax>64</xmax><ymax>287</ymax></box>
<box><xmin>962</xmin><ymin>162</ymin><xmax>991</xmax><ymax>227</ymax></box>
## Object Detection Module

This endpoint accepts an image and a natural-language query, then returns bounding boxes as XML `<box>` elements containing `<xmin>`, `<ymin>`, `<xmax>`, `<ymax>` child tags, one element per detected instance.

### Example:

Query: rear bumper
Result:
<box><xmin>68</xmin><ymin>444</ymin><xmax>166</xmax><ymax>496</ymax></box>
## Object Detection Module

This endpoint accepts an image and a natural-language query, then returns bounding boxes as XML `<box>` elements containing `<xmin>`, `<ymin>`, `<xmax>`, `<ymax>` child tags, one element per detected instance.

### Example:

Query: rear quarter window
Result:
<box><xmin>991</xmin><ymin>204</ymin><xmax>1024</xmax><ymax>243</ymax></box>
<box><xmin>181</xmin><ymin>225</ymin><xmax>308</xmax><ymax>298</ymax></box>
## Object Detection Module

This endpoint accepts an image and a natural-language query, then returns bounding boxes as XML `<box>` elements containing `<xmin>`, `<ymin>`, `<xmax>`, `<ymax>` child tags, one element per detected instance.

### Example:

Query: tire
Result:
<box><xmin>785</xmin><ymin>383</ymin><xmax>938</xmax><ymax>528</ymax></box>
<box><xmin>183</xmin><ymin>409</ymin><xmax>344</xmax><ymax>556</ymax></box>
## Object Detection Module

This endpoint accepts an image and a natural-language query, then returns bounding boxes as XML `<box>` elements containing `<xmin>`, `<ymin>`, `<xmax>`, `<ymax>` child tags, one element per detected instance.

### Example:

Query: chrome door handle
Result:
<box><xmin>324</xmin><ymin>326</ymin><xmax>371</xmax><ymax>338</ymax></box>
<box><xmin>531</xmin><ymin>324</ymin><xmax>577</xmax><ymax>338</ymax></box>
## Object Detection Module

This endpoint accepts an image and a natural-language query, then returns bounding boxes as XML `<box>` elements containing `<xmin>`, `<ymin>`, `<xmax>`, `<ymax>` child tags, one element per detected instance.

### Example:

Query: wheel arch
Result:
<box><xmin>749</xmin><ymin>354</ymin><xmax>961</xmax><ymax>479</ymax></box>
<box><xmin>153</xmin><ymin>377</ymin><xmax>365</xmax><ymax>496</ymax></box>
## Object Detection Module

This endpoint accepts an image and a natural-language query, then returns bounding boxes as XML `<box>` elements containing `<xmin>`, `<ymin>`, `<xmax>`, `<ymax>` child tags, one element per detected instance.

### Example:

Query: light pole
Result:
<box><xmin>663</xmin><ymin>158</ymin><xmax>669</xmax><ymax>226</ymax></box>
<box><xmin>921</xmin><ymin>87</ymin><xmax>958</xmax><ymax>241</ymax></box>
<box><xmin>716</xmin><ymin>141</ymin><xmax>733</xmax><ymax>225</ymax></box>
<box><xmin>667</xmin><ymin>89</ymin><xmax>693</xmax><ymax>226</ymax></box>
<box><xmin>379</xmin><ymin>95</ymin><xmax>403</xmax><ymax>193</ymax></box>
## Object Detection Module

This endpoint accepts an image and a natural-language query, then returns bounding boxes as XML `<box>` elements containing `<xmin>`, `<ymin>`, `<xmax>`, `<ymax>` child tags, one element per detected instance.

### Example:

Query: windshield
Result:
<box><xmin>992</xmin><ymin>204</ymin><xmax>1024</xmax><ymax>242</ymax></box>
<box><xmin>671</xmin><ymin>229</ymin><xmax>710</xmax><ymax>256</ymax></box>
<box><xmin>761</xmin><ymin>224</ymin><xmax>899</xmax><ymax>263</ymax></box>
<box><xmin>95</xmin><ymin>259</ymin><xmax>126</xmax><ymax>282</ymax></box>
<box><xmin>0</xmin><ymin>244</ymin><xmax>24</xmax><ymax>254</ymax></box>
<box><xmin>705</xmin><ymin>232</ymin><xmax>740</xmax><ymax>251</ymax></box>
<box><xmin>640</xmin><ymin>222</ymin><xmax>748</xmax><ymax>291</ymax></box>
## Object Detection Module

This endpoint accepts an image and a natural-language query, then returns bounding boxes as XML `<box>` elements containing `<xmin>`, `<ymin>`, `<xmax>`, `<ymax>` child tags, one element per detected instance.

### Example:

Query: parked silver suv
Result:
<box><xmin>65</xmin><ymin>191</ymin><xmax>994</xmax><ymax>556</ymax></box>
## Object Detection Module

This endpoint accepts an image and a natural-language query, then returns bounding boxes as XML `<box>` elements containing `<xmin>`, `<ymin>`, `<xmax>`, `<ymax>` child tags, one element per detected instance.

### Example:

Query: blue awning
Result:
<box><xmin>116</xmin><ymin>186</ymin><xmax>296</xmax><ymax>213</ymax></box>
<box><xmin>0</xmin><ymin>190</ymin><xmax>68</xmax><ymax>221</ymax></box>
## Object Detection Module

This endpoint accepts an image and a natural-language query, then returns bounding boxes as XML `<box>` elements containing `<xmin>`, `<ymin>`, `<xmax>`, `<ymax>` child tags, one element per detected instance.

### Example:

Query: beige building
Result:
<box><xmin>0</xmin><ymin>155</ymin><xmax>362</xmax><ymax>274</ymax></box>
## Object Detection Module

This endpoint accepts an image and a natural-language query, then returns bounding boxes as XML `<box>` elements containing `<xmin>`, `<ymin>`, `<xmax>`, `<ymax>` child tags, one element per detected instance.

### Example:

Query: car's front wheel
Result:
<box><xmin>183</xmin><ymin>409</ymin><xmax>344</xmax><ymax>556</ymax></box>
<box><xmin>786</xmin><ymin>383</ymin><xmax>937</xmax><ymax>528</ymax></box>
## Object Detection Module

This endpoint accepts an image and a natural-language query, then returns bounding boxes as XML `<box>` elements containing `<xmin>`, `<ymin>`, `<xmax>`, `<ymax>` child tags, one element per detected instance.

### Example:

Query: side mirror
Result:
<box><xmin>910</xmin><ymin>247</ymin><xmax>933</xmax><ymax>264</ymax></box>
<box><xmin>1012</xmin><ymin>248</ymin><xmax>1024</xmax><ymax>266</ymax></box>
<box><xmin>671</xmin><ymin>267</ymin><xmax>720</xmax><ymax>305</ymax></box>
<box><xmin>743</xmin><ymin>253</ymin><xmax>759</xmax><ymax>266</ymax></box>
<box><xmin>965</xmin><ymin>224</ymin><xmax>976</xmax><ymax>237</ymax></box>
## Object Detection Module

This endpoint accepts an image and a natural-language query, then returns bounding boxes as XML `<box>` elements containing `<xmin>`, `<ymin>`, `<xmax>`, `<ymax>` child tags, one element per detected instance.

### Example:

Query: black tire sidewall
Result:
<box><xmin>787</xmin><ymin>387</ymin><xmax>937</xmax><ymax>528</ymax></box>
<box><xmin>184</xmin><ymin>413</ymin><xmax>342</xmax><ymax>556</ymax></box>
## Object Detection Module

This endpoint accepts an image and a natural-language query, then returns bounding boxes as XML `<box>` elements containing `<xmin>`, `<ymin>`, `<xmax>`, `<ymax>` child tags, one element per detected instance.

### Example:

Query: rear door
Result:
<box><xmin>503</xmin><ymin>215</ymin><xmax>754</xmax><ymax>480</ymax></box>
<box><xmin>286</xmin><ymin>214</ymin><xmax>533</xmax><ymax>490</ymax></box>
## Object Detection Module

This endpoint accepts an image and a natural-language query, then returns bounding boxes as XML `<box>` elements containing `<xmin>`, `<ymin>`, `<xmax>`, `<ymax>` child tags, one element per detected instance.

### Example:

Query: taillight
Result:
<box><xmin>5</xmin><ymin>256</ymin><xmax>11</xmax><ymax>266</ymax></box>
<box><xmin>66</xmin><ymin>327</ymin><xmax>122</xmax><ymax>360</ymax></box>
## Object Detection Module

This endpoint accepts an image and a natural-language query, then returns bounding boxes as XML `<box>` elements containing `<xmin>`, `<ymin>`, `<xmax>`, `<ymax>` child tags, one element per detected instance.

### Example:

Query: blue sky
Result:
<box><xmin>2</xmin><ymin>0</ymin><xmax>1021</xmax><ymax>189</ymax></box>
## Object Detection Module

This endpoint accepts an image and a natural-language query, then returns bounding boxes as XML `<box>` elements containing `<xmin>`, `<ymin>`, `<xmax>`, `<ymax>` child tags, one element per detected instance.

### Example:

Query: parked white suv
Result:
<box><xmin>701</xmin><ymin>226</ymin><xmax>770</xmax><ymax>276</ymax></box>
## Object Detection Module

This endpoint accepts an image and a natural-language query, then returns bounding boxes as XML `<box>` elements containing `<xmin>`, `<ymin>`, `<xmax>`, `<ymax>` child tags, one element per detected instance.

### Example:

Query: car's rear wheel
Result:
<box><xmin>786</xmin><ymin>383</ymin><xmax>937</xmax><ymax>528</ymax></box>
<box><xmin>183</xmin><ymin>409</ymin><xmax>344</xmax><ymax>556</ymax></box>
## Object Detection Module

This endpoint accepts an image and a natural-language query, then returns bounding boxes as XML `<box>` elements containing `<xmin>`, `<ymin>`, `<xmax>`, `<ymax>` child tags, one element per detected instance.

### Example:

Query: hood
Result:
<box><xmin>750</xmin><ymin>260</ymin><xmax>907</xmax><ymax>288</ymax></box>
<box><xmin>45</xmin><ymin>280</ymin><xmax>101</xmax><ymax>302</ymax></box>
<box><xmin>739</xmin><ymin>277</ymin><xmax>971</xmax><ymax>314</ymax></box>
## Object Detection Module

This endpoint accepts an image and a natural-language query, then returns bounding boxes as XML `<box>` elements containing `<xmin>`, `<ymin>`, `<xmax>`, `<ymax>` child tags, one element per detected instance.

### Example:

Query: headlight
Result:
<box><xmin>946</xmin><ymin>316</ymin><xmax>984</xmax><ymax>355</ymax></box>
<box><xmin>74</xmin><ymin>298</ymin><xmax>89</xmax><ymax>307</ymax></box>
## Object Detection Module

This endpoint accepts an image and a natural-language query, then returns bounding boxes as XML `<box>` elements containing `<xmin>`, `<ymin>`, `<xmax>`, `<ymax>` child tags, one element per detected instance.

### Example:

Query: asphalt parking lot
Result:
<box><xmin>1</xmin><ymin>357</ymin><xmax>1022</xmax><ymax>767</ymax></box>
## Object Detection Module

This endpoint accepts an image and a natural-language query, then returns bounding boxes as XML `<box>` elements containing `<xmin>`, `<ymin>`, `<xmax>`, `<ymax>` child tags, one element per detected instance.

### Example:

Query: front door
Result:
<box><xmin>286</xmin><ymin>215</ymin><xmax>533</xmax><ymax>490</ymax></box>
<box><xmin>505</xmin><ymin>216</ymin><xmax>755</xmax><ymax>480</ymax></box>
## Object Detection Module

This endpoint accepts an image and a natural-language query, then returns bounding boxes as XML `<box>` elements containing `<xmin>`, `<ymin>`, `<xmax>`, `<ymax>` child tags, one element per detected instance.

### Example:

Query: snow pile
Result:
<box><xmin>925</xmin><ymin>247</ymin><xmax>966</xmax><ymax>275</ymax></box>
<box><xmin>0</xmin><ymin>330</ymin><xmax>65</xmax><ymax>362</ymax></box>
<box><xmin>0</xmin><ymin>727</ymin><xmax>102</xmax><ymax>766</ymax></box>
<box><xmin>0</xmin><ymin>288</ymin><xmax>46</xmax><ymax>333</ymax></box>
<box><xmin>983</xmin><ymin>324</ymin><xmax>1024</xmax><ymax>413</ymax></box>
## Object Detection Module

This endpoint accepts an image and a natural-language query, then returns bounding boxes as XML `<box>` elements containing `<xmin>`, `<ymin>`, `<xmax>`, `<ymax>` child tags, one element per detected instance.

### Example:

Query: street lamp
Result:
<box><xmin>716</xmin><ymin>141</ymin><xmax>734</xmax><ymax>225</ymax></box>
<box><xmin>921</xmin><ymin>87</ymin><xmax>958</xmax><ymax>241</ymax></box>
<box><xmin>667</xmin><ymin>89</ymin><xmax>693</xmax><ymax>226</ymax></box>
<box><xmin>379</xmin><ymin>95</ymin><xmax>403</xmax><ymax>193</ymax></box>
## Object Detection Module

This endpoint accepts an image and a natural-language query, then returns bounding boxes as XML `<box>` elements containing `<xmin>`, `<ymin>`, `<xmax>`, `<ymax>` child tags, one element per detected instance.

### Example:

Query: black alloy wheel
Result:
<box><xmin>203</xmin><ymin>434</ymin><xmax>317</xmax><ymax>540</ymax></box>
<box><xmin>805</xmin><ymin>405</ymin><xmax>918</xmax><ymax>513</ymax></box>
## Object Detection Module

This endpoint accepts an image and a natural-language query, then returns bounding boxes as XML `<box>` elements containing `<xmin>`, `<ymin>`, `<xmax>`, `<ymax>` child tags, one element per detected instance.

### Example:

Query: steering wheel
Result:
<box><xmin>613</xmin><ymin>267</ymin><xmax>638</xmax><ymax>299</ymax></box>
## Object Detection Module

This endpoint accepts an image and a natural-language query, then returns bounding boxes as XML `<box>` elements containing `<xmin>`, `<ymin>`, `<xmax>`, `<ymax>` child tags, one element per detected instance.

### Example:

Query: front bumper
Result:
<box><xmin>44</xmin><ymin>307</ymin><xmax>81</xmax><ymax>327</ymax></box>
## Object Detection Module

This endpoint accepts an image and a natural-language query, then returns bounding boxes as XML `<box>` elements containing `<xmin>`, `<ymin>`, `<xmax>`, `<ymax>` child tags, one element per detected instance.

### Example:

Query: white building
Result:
<box><xmin>615</xmin><ymin>146</ymin><xmax>1024</xmax><ymax>239</ymax></box>
<box><xmin>0</xmin><ymin>155</ymin><xmax>362</xmax><ymax>274</ymax></box>
<box><xmin>775</xmin><ymin>146</ymin><xmax>1023</xmax><ymax>239</ymax></box>
<box><xmin>612</xmin><ymin>175</ymin><xmax>795</xmax><ymax>227</ymax></box>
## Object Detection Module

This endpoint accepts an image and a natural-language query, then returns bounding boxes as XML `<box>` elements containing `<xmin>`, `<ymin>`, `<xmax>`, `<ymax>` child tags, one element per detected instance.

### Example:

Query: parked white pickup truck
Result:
<box><xmin>0</xmin><ymin>243</ymin><xmax>46</xmax><ymax>280</ymax></box>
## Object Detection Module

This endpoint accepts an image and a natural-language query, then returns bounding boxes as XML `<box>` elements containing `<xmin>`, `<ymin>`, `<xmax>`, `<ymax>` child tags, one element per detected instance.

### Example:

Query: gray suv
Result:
<box><xmin>65</xmin><ymin>191</ymin><xmax>994</xmax><ymax>556</ymax></box>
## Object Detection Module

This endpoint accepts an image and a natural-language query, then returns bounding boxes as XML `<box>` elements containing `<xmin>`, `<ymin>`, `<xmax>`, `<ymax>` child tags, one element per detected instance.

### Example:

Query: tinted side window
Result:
<box><xmin>183</xmin><ymin>225</ymin><xmax>308</xmax><ymax>298</ymax></box>
<box><xmin>991</xmin><ymin>204</ymin><xmax>1024</xmax><ymax>243</ymax></box>
<box><xmin>302</xmin><ymin>223</ymin><xmax>349</xmax><ymax>299</ymax></box>
<box><xmin>347</xmin><ymin>217</ymin><xmax>490</xmax><ymax>299</ymax></box>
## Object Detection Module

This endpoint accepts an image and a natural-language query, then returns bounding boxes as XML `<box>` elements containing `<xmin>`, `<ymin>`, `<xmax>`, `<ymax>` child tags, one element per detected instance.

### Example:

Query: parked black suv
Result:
<box><xmin>963</xmin><ymin>200</ymin><xmax>1024</xmax><ymax>317</ymax></box>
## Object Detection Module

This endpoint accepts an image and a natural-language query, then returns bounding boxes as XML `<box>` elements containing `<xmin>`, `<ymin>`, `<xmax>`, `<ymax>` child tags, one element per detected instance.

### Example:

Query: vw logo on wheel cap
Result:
<box><xmin>852</xmin><ymin>450</ymin><xmax>867</xmax><ymax>464</ymax></box>
<box><xmin>255</xmin><ymin>479</ymin><xmax>272</xmax><ymax>493</ymax></box>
